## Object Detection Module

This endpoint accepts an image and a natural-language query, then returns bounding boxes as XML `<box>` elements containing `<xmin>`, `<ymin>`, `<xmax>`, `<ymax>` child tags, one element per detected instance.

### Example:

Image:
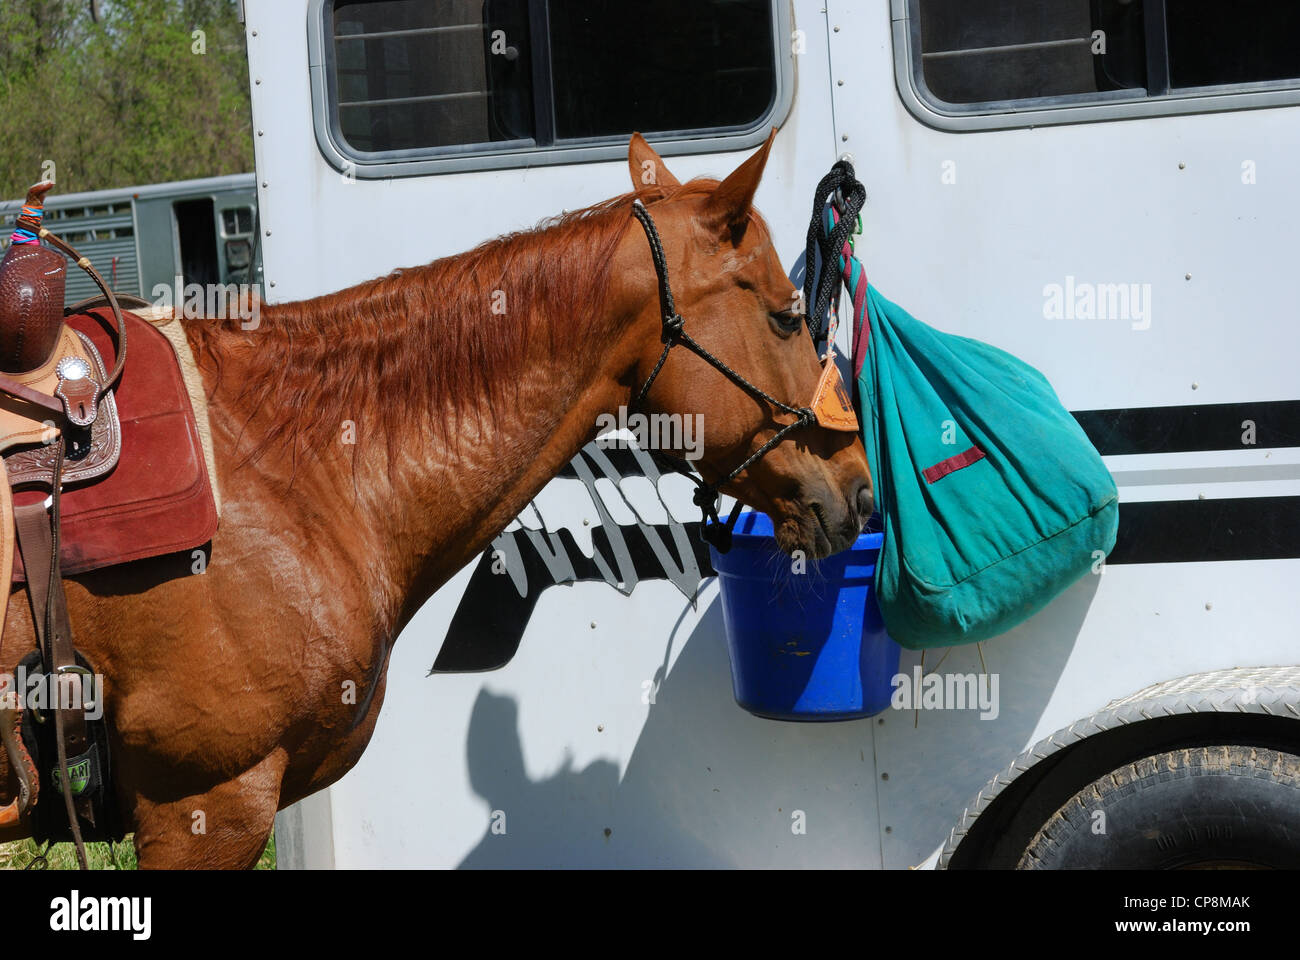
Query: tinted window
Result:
<box><xmin>917</xmin><ymin>0</ymin><xmax>1143</xmax><ymax>104</ymax></box>
<box><xmin>548</xmin><ymin>2</ymin><xmax>775</xmax><ymax>140</ymax></box>
<box><xmin>332</xmin><ymin>0</ymin><xmax>533</xmax><ymax>153</ymax></box>
<box><xmin>328</xmin><ymin>0</ymin><xmax>777</xmax><ymax>156</ymax></box>
<box><xmin>914</xmin><ymin>0</ymin><xmax>1300</xmax><ymax>108</ymax></box>
<box><xmin>1167</xmin><ymin>1</ymin><xmax>1300</xmax><ymax>88</ymax></box>
<box><xmin>221</xmin><ymin>207</ymin><xmax>254</xmax><ymax>236</ymax></box>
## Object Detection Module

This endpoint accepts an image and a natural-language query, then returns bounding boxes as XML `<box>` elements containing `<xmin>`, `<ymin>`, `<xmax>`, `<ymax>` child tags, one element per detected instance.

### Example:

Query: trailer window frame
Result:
<box><xmin>307</xmin><ymin>0</ymin><xmax>795</xmax><ymax>179</ymax></box>
<box><xmin>893</xmin><ymin>0</ymin><xmax>1300</xmax><ymax>131</ymax></box>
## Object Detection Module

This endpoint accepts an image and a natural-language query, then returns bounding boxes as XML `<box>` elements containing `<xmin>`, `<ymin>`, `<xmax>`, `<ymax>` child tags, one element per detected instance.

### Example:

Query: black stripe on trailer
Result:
<box><xmin>1074</xmin><ymin>399</ymin><xmax>1300</xmax><ymax>456</ymax></box>
<box><xmin>1111</xmin><ymin>496</ymin><xmax>1300</xmax><ymax>565</ymax></box>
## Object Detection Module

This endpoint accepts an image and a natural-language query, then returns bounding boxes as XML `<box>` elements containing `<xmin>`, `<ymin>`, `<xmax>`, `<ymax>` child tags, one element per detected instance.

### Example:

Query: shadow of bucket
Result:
<box><xmin>709</xmin><ymin>511</ymin><xmax>901</xmax><ymax>721</ymax></box>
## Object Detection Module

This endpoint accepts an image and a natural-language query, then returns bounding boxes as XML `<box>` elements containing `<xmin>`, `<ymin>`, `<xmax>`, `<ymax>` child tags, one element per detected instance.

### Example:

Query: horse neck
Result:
<box><xmin>197</xmin><ymin>212</ymin><xmax>653</xmax><ymax>631</ymax></box>
<box><xmin>383</xmin><ymin>301</ymin><xmax>644</xmax><ymax>618</ymax></box>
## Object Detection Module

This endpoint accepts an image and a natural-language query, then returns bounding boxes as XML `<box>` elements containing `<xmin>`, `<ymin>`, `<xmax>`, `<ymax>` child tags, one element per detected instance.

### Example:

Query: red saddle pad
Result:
<box><xmin>10</xmin><ymin>307</ymin><xmax>218</xmax><ymax>582</ymax></box>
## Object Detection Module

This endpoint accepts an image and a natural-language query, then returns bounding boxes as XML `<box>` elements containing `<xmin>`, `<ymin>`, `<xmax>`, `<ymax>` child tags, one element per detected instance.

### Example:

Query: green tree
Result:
<box><xmin>0</xmin><ymin>0</ymin><xmax>252</xmax><ymax>199</ymax></box>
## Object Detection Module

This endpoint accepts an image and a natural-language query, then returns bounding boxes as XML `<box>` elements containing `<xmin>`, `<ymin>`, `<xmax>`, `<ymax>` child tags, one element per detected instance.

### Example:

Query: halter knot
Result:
<box><xmin>662</xmin><ymin>313</ymin><xmax>684</xmax><ymax>343</ymax></box>
<box><xmin>692</xmin><ymin>483</ymin><xmax>718</xmax><ymax>511</ymax></box>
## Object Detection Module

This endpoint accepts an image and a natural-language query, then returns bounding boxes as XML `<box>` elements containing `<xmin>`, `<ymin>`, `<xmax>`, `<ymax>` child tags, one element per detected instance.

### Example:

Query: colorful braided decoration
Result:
<box><xmin>9</xmin><ymin>206</ymin><xmax>42</xmax><ymax>245</ymax></box>
<box><xmin>8</xmin><ymin>182</ymin><xmax>53</xmax><ymax>246</ymax></box>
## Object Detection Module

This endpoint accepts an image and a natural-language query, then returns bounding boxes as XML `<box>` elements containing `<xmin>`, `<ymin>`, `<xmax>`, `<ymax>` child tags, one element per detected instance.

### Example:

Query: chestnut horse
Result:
<box><xmin>0</xmin><ymin>131</ymin><xmax>872</xmax><ymax>867</ymax></box>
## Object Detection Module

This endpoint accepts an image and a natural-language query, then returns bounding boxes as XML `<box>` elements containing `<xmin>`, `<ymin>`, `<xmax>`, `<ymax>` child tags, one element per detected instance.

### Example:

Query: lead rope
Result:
<box><xmin>629</xmin><ymin>200</ymin><xmax>818</xmax><ymax>552</ymax></box>
<box><xmin>802</xmin><ymin>160</ymin><xmax>865</xmax><ymax>349</ymax></box>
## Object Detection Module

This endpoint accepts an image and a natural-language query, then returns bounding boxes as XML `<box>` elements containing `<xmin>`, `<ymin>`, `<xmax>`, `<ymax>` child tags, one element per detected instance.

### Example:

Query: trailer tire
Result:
<box><xmin>1017</xmin><ymin>745</ymin><xmax>1300</xmax><ymax>869</ymax></box>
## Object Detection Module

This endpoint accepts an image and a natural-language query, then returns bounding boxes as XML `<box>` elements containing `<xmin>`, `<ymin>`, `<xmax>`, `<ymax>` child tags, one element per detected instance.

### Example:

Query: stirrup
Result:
<box><xmin>0</xmin><ymin>688</ymin><xmax>38</xmax><ymax>827</ymax></box>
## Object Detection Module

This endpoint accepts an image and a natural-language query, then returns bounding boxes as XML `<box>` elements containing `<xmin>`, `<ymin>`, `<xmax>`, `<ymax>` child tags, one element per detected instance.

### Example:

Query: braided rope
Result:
<box><xmin>801</xmin><ymin>162</ymin><xmax>864</xmax><ymax>343</ymax></box>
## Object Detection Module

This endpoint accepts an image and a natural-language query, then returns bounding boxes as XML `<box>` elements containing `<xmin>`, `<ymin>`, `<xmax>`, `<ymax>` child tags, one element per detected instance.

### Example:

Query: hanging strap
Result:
<box><xmin>14</xmin><ymin>440</ymin><xmax>92</xmax><ymax>870</ymax></box>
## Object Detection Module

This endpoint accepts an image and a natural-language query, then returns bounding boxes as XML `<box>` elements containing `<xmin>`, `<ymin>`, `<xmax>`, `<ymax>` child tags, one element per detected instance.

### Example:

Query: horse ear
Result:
<box><xmin>628</xmin><ymin>133</ymin><xmax>681</xmax><ymax>191</ymax></box>
<box><xmin>704</xmin><ymin>127</ymin><xmax>777</xmax><ymax>239</ymax></box>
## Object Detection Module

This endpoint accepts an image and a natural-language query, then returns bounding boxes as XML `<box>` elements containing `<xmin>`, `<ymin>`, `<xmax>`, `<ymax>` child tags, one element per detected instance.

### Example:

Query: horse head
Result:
<box><xmin>614</xmin><ymin>130</ymin><xmax>873</xmax><ymax>559</ymax></box>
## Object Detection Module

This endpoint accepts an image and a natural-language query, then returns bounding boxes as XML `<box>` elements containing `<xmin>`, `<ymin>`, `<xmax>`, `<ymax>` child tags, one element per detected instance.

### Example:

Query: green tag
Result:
<box><xmin>51</xmin><ymin>757</ymin><xmax>91</xmax><ymax>796</ymax></box>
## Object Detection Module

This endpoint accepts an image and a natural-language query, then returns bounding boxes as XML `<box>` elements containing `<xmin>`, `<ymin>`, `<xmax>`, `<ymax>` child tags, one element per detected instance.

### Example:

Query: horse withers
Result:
<box><xmin>0</xmin><ymin>130</ymin><xmax>873</xmax><ymax>867</ymax></box>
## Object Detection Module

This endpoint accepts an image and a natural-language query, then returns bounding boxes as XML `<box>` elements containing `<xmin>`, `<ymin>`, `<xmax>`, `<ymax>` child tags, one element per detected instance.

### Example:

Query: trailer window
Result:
<box><xmin>903</xmin><ymin>0</ymin><xmax>1300</xmax><ymax>128</ymax></box>
<box><xmin>321</xmin><ymin>0</ymin><xmax>780</xmax><ymax>163</ymax></box>
<box><xmin>221</xmin><ymin>207</ymin><xmax>254</xmax><ymax>237</ymax></box>
<box><xmin>546</xmin><ymin>4</ymin><xmax>775</xmax><ymax>141</ymax></box>
<box><xmin>1166</xmin><ymin>2</ymin><xmax>1300</xmax><ymax>88</ymax></box>
<box><xmin>916</xmin><ymin>0</ymin><xmax>1144</xmax><ymax>104</ymax></box>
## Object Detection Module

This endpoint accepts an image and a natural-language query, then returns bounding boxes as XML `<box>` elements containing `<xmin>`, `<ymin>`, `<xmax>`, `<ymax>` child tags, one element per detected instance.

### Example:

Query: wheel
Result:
<box><xmin>1017</xmin><ymin>745</ymin><xmax>1300</xmax><ymax>869</ymax></box>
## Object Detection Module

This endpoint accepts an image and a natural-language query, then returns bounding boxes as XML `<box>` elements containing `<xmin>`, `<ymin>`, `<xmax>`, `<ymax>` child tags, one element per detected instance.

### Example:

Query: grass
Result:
<box><xmin>0</xmin><ymin>831</ymin><xmax>276</xmax><ymax>870</ymax></box>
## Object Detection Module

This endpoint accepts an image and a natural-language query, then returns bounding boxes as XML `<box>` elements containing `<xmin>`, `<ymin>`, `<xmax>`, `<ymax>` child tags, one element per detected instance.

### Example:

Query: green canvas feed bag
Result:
<box><xmin>847</xmin><ymin>281</ymin><xmax>1118</xmax><ymax>649</ymax></box>
<box><xmin>799</xmin><ymin>167</ymin><xmax>1119</xmax><ymax>650</ymax></box>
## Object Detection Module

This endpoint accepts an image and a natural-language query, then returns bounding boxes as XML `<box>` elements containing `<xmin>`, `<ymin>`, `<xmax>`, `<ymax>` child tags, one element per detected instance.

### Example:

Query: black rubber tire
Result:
<box><xmin>1017</xmin><ymin>745</ymin><xmax>1300</xmax><ymax>869</ymax></box>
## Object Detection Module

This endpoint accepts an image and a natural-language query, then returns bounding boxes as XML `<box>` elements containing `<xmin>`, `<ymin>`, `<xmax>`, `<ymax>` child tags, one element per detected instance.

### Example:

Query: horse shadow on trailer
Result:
<box><xmin>454</xmin><ymin>575</ymin><xmax>1094</xmax><ymax>868</ymax></box>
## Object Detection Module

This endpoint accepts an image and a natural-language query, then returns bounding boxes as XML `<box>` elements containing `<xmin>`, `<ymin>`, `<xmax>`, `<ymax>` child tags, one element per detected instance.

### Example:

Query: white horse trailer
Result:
<box><xmin>244</xmin><ymin>0</ymin><xmax>1300</xmax><ymax>868</ymax></box>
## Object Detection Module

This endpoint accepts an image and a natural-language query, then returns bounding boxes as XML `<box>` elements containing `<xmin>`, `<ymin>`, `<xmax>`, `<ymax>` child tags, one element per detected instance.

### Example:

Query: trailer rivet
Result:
<box><xmin>590</xmin><ymin>621</ymin><xmax>596</xmax><ymax>629</ymax></box>
<box><xmin>881</xmin><ymin>772</ymin><xmax>889</xmax><ymax>781</ymax></box>
<box><xmin>1178</xmin><ymin>161</ymin><xmax>1186</xmax><ymax>169</ymax></box>
<box><xmin>841</xmin><ymin>134</ymin><xmax>849</xmax><ymax>142</ymax></box>
<box><xmin>884</xmin><ymin>826</ymin><xmax>893</xmax><ymax>833</ymax></box>
<box><xmin>261</xmin><ymin>181</ymin><xmax>268</xmax><ymax>188</ymax></box>
<box><xmin>1205</xmin><ymin>602</ymin><xmax>1212</xmax><ymax>610</ymax></box>
<box><xmin>266</xmin><ymin>230</ymin><xmax>272</xmax><ymax>236</ymax></box>
<box><xmin>597</xmin><ymin>724</ymin><xmax>604</xmax><ymax>732</ymax></box>
<box><xmin>582</xmin><ymin>518</ymin><xmax>590</xmax><ymax>526</ymax></box>
<box><xmin>833</xmin><ymin>25</ymin><xmax>840</xmax><ymax>32</ymax></box>
<box><xmin>1185</xmin><ymin>273</ymin><xmax>1191</xmax><ymax>280</ymax></box>
<box><xmin>837</xmin><ymin>79</ymin><xmax>844</xmax><ymax>86</ymax></box>
<box><xmin>255</xmin><ymin>78</ymin><xmax>262</xmax><ymax>85</ymax></box>
<box><xmin>257</xmin><ymin>130</ymin><xmax>264</xmax><ymax>137</ymax></box>
<box><xmin>1191</xmin><ymin>382</ymin><xmax>1198</xmax><ymax>390</ymax></box>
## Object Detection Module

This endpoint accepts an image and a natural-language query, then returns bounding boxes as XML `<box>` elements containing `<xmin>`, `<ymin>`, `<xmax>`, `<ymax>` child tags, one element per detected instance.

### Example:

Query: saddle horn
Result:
<box><xmin>0</xmin><ymin>182</ymin><xmax>67</xmax><ymax>373</ymax></box>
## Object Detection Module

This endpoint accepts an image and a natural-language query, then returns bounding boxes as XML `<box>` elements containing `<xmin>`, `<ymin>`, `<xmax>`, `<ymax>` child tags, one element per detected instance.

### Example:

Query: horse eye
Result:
<box><xmin>769</xmin><ymin>310</ymin><xmax>803</xmax><ymax>333</ymax></box>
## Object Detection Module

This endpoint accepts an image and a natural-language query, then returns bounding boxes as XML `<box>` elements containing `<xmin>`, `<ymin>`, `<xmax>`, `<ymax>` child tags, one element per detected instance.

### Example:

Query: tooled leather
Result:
<box><xmin>9</xmin><ymin>309</ymin><xmax>216</xmax><ymax>583</ymax></box>
<box><xmin>3</xmin><ymin>330</ymin><xmax>120</xmax><ymax>487</ymax></box>
<box><xmin>0</xmin><ymin>243</ymin><xmax>66</xmax><ymax>373</ymax></box>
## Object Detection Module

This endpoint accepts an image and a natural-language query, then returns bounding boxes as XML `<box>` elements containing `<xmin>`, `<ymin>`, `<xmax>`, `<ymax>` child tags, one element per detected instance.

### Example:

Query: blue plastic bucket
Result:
<box><xmin>709</xmin><ymin>511</ymin><xmax>901</xmax><ymax>721</ymax></box>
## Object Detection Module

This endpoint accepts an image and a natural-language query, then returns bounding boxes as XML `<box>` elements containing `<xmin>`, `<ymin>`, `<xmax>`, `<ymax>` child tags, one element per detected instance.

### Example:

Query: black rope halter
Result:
<box><xmin>628</xmin><ymin>200</ymin><xmax>820</xmax><ymax>553</ymax></box>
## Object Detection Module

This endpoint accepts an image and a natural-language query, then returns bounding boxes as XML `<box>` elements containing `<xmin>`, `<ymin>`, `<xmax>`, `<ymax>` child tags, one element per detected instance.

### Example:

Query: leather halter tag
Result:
<box><xmin>811</xmin><ymin>351</ymin><xmax>859</xmax><ymax>432</ymax></box>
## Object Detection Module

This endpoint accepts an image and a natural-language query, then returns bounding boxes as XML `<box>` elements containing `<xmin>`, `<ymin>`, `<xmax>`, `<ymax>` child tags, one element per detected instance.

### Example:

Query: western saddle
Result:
<box><xmin>0</xmin><ymin>182</ymin><xmax>129</xmax><ymax>867</ymax></box>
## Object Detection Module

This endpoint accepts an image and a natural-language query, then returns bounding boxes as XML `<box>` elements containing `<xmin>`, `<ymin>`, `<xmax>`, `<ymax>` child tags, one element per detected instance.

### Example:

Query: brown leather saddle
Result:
<box><xmin>0</xmin><ymin>187</ymin><xmax>132</xmax><ymax>862</ymax></box>
<box><xmin>0</xmin><ymin>188</ymin><xmax>220</xmax><ymax>862</ymax></box>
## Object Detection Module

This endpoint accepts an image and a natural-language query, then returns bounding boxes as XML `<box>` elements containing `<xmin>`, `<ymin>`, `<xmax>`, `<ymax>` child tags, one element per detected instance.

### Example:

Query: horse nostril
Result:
<box><xmin>855</xmin><ymin>484</ymin><xmax>874</xmax><ymax>523</ymax></box>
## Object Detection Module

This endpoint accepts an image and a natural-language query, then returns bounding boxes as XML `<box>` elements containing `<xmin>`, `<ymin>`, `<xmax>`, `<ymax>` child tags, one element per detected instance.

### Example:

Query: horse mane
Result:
<box><xmin>188</xmin><ymin>179</ymin><xmax>722</xmax><ymax>469</ymax></box>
